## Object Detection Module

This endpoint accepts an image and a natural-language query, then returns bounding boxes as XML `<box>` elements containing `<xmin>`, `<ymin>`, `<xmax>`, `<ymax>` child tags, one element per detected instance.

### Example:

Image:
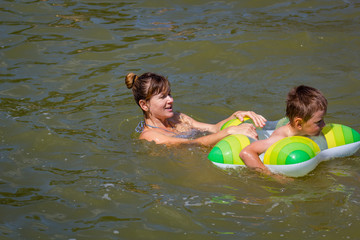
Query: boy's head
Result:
<box><xmin>286</xmin><ymin>85</ymin><xmax>328</xmax><ymax>129</ymax></box>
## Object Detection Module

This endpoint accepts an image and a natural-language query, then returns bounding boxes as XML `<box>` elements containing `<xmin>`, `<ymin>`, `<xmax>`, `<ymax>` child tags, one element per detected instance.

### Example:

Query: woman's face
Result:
<box><xmin>147</xmin><ymin>90</ymin><xmax>174</xmax><ymax>120</ymax></box>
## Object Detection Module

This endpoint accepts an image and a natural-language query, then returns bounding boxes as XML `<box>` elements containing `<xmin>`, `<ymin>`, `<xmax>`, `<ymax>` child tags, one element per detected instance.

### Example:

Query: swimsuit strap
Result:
<box><xmin>135</xmin><ymin>121</ymin><xmax>145</xmax><ymax>133</ymax></box>
<box><xmin>145</xmin><ymin>123</ymin><xmax>175</xmax><ymax>134</ymax></box>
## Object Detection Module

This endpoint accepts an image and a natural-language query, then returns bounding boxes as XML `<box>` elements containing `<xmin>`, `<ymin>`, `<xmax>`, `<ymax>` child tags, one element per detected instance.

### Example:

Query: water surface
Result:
<box><xmin>1</xmin><ymin>0</ymin><xmax>360</xmax><ymax>239</ymax></box>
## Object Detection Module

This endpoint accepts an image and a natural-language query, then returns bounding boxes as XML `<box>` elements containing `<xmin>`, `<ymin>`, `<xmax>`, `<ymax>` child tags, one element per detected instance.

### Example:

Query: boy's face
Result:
<box><xmin>301</xmin><ymin>110</ymin><xmax>326</xmax><ymax>136</ymax></box>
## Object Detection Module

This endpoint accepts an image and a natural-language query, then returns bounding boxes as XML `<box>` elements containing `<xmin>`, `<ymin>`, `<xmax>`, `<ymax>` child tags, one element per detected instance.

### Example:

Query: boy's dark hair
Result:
<box><xmin>286</xmin><ymin>85</ymin><xmax>328</xmax><ymax>126</ymax></box>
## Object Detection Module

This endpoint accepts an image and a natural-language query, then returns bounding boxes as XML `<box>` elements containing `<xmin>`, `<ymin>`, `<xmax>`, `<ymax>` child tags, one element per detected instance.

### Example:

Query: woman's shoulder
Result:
<box><xmin>139</xmin><ymin>126</ymin><xmax>188</xmax><ymax>145</ymax></box>
<box><xmin>139</xmin><ymin>128</ymin><xmax>162</xmax><ymax>141</ymax></box>
<box><xmin>139</xmin><ymin>128</ymin><xmax>151</xmax><ymax>139</ymax></box>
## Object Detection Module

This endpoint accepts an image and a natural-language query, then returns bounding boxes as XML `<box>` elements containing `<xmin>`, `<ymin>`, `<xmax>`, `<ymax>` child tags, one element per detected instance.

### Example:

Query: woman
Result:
<box><xmin>125</xmin><ymin>72</ymin><xmax>266</xmax><ymax>146</ymax></box>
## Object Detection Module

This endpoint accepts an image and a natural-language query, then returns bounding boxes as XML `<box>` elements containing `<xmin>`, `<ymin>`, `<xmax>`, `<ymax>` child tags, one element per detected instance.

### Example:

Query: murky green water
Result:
<box><xmin>1</xmin><ymin>0</ymin><xmax>360</xmax><ymax>239</ymax></box>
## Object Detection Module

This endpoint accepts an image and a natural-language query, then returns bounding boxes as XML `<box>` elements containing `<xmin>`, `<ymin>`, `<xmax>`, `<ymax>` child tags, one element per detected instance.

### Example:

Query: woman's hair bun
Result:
<box><xmin>125</xmin><ymin>72</ymin><xmax>138</xmax><ymax>89</ymax></box>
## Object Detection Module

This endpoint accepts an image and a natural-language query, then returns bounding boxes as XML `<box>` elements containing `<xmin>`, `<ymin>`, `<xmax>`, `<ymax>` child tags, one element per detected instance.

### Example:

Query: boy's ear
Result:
<box><xmin>139</xmin><ymin>99</ymin><xmax>149</xmax><ymax>112</ymax></box>
<box><xmin>293</xmin><ymin>117</ymin><xmax>303</xmax><ymax>130</ymax></box>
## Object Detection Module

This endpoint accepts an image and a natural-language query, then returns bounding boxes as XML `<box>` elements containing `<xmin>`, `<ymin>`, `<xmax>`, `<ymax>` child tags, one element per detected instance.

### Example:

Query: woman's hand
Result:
<box><xmin>227</xmin><ymin>123</ymin><xmax>258</xmax><ymax>140</ymax></box>
<box><xmin>232</xmin><ymin>111</ymin><xmax>267</xmax><ymax>128</ymax></box>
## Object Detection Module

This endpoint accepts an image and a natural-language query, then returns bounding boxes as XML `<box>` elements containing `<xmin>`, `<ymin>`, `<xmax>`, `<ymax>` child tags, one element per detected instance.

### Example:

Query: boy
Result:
<box><xmin>240</xmin><ymin>85</ymin><xmax>328</xmax><ymax>175</ymax></box>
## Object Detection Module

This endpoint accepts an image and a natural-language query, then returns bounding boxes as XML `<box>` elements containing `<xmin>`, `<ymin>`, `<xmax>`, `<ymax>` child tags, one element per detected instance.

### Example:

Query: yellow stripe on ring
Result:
<box><xmin>322</xmin><ymin>124</ymin><xmax>337</xmax><ymax>148</ymax></box>
<box><xmin>233</xmin><ymin>135</ymin><xmax>251</xmax><ymax>165</ymax></box>
<box><xmin>264</xmin><ymin>136</ymin><xmax>320</xmax><ymax>165</ymax></box>
<box><xmin>225</xmin><ymin>135</ymin><xmax>242</xmax><ymax>165</ymax></box>
<box><xmin>220</xmin><ymin>117</ymin><xmax>250</xmax><ymax>130</ymax></box>
<box><xmin>263</xmin><ymin>138</ymin><xmax>290</xmax><ymax>165</ymax></box>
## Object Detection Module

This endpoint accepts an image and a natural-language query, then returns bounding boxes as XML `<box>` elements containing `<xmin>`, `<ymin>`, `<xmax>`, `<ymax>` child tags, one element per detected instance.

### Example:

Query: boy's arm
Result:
<box><xmin>240</xmin><ymin>135</ymin><xmax>284</xmax><ymax>175</ymax></box>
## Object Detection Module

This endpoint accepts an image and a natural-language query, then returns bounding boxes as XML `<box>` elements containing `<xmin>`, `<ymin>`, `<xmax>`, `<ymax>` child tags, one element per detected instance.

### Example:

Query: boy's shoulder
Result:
<box><xmin>271</xmin><ymin>124</ymin><xmax>292</xmax><ymax>138</ymax></box>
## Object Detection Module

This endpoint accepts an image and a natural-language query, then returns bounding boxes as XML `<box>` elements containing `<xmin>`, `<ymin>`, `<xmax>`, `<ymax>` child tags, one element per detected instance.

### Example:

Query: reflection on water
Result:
<box><xmin>1</xmin><ymin>0</ymin><xmax>360</xmax><ymax>239</ymax></box>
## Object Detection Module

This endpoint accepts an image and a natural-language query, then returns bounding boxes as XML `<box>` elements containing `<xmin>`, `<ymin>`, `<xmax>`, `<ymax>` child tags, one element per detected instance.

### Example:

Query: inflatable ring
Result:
<box><xmin>208</xmin><ymin>119</ymin><xmax>360</xmax><ymax>177</ymax></box>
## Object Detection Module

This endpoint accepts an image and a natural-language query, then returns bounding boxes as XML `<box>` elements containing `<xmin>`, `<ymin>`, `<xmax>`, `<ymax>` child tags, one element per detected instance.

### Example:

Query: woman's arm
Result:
<box><xmin>183</xmin><ymin>111</ymin><xmax>267</xmax><ymax>133</ymax></box>
<box><xmin>140</xmin><ymin>123</ymin><xmax>258</xmax><ymax>147</ymax></box>
<box><xmin>226</xmin><ymin>111</ymin><xmax>267</xmax><ymax>128</ymax></box>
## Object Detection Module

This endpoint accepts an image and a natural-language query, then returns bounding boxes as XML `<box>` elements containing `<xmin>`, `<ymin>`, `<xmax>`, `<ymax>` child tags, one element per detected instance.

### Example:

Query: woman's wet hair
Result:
<box><xmin>125</xmin><ymin>72</ymin><xmax>171</xmax><ymax>113</ymax></box>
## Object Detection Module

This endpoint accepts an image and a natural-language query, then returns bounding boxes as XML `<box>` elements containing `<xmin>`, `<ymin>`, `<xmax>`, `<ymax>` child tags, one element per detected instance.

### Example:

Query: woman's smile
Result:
<box><xmin>165</xmin><ymin>105</ymin><xmax>173</xmax><ymax>111</ymax></box>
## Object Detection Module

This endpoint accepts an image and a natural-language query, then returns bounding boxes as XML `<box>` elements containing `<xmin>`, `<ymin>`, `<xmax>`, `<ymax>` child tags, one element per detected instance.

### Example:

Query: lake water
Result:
<box><xmin>1</xmin><ymin>0</ymin><xmax>360</xmax><ymax>239</ymax></box>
